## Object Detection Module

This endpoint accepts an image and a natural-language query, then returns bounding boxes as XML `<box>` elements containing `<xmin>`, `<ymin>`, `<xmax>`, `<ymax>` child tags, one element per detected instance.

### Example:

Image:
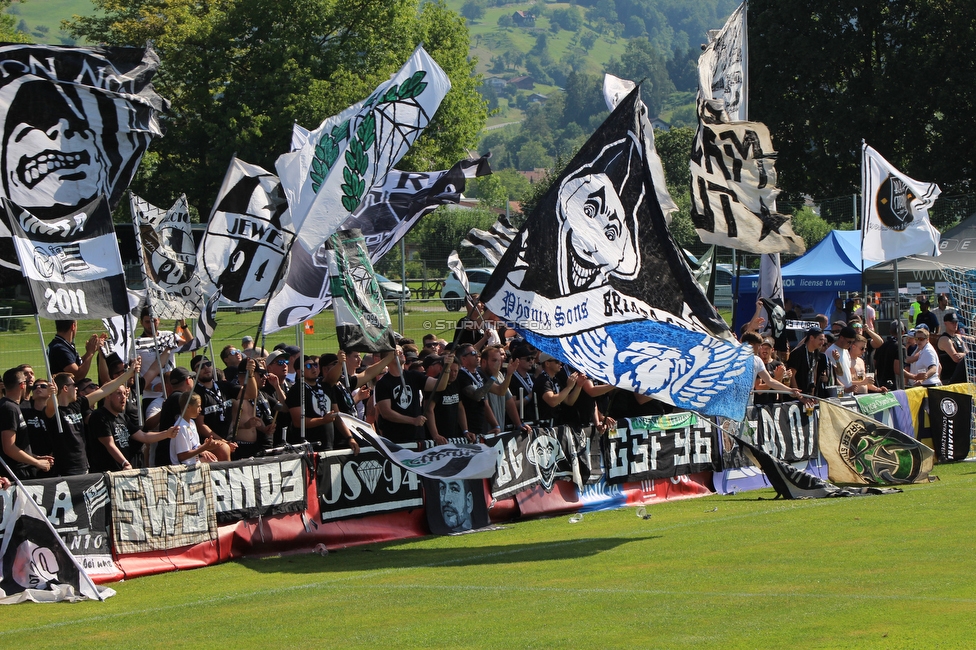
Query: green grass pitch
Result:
<box><xmin>2</xmin><ymin>461</ymin><xmax>974</xmax><ymax>648</ymax></box>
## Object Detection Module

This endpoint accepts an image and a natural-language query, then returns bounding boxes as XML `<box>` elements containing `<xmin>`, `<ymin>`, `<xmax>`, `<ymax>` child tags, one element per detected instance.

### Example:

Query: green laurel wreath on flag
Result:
<box><xmin>310</xmin><ymin>120</ymin><xmax>349</xmax><ymax>194</ymax></box>
<box><xmin>308</xmin><ymin>70</ymin><xmax>430</xmax><ymax>206</ymax></box>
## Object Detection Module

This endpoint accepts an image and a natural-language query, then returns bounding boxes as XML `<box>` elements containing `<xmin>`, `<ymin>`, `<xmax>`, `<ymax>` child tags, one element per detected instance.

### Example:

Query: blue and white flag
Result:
<box><xmin>340</xmin><ymin>414</ymin><xmax>499</xmax><ymax>480</ymax></box>
<box><xmin>479</xmin><ymin>88</ymin><xmax>756</xmax><ymax>421</ymax></box>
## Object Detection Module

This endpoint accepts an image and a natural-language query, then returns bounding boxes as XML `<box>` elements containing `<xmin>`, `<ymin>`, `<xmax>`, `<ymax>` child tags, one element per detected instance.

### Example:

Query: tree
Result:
<box><xmin>460</xmin><ymin>0</ymin><xmax>486</xmax><ymax>22</ymax></box>
<box><xmin>0</xmin><ymin>1</ymin><xmax>29</xmax><ymax>43</ymax></box>
<box><xmin>605</xmin><ymin>37</ymin><xmax>675</xmax><ymax>118</ymax></box>
<box><xmin>65</xmin><ymin>0</ymin><xmax>487</xmax><ymax>218</ymax></box>
<box><xmin>653</xmin><ymin>126</ymin><xmax>695</xmax><ymax>192</ymax></box>
<box><xmin>750</xmin><ymin>0</ymin><xmax>976</xmax><ymax>196</ymax></box>
<box><xmin>517</xmin><ymin>140</ymin><xmax>552</xmax><ymax>171</ymax></box>
<box><xmin>790</xmin><ymin>206</ymin><xmax>832</xmax><ymax>251</ymax></box>
<box><xmin>472</xmin><ymin>168</ymin><xmax>532</xmax><ymax>210</ymax></box>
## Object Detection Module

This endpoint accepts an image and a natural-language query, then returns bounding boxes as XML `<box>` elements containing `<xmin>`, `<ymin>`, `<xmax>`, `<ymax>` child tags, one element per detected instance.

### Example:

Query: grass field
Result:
<box><xmin>2</xmin><ymin>461</ymin><xmax>974</xmax><ymax>647</ymax></box>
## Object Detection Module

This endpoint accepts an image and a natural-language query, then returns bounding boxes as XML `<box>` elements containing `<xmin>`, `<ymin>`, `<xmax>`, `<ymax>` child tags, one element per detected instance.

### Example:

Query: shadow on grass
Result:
<box><xmin>238</xmin><ymin>535</ymin><xmax>656</xmax><ymax>575</ymax></box>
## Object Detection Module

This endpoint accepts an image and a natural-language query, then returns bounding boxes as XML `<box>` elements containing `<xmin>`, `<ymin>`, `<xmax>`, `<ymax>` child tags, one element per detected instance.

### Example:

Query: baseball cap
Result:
<box><xmin>242</xmin><ymin>335</ymin><xmax>254</xmax><ymax>345</ymax></box>
<box><xmin>943</xmin><ymin>312</ymin><xmax>957</xmax><ymax>323</ymax></box>
<box><xmin>805</xmin><ymin>325</ymin><xmax>824</xmax><ymax>338</ymax></box>
<box><xmin>266</xmin><ymin>350</ymin><xmax>288</xmax><ymax>367</ymax></box>
<box><xmin>169</xmin><ymin>367</ymin><xmax>195</xmax><ymax>385</ymax></box>
<box><xmin>423</xmin><ymin>354</ymin><xmax>445</xmax><ymax>370</ymax></box>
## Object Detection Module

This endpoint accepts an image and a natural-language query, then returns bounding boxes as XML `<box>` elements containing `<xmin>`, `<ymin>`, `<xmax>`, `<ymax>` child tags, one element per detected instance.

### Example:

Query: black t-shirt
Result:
<box><xmin>916</xmin><ymin>311</ymin><xmax>939</xmax><ymax>334</ymax></box>
<box><xmin>48</xmin><ymin>335</ymin><xmax>81</xmax><ymax>375</ymax></box>
<box><xmin>286</xmin><ymin>380</ymin><xmax>335</xmax><ymax>449</ymax></box>
<box><xmin>456</xmin><ymin>368</ymin><xmax>489</xmax><ymax>435</ymax></box>
<box><xmin>605</xmin><ymin>389</ymin><xmax>671</xmax><ymax>420</ymax></box>
<box><xmin>532</xmin><ymin>372</ymin><xmax>561</xmax><ymax>424</ymax></box>
<box><xmin>431</xmin><ymin>380</ymin><xmax>461</xmax><ymax>439</ymax></box>
<box><xmin>261</xmin><ymin>385</ymin><xmax>288</xmax><ymax>447</ymax></box>
<box><xmin>86</xmin><ymin>407</ymin><xmax>129</xmax><ymax>473</ymax></box>
<box><xmin>787</xmin><ymin>346</ymin><xmax>828</xmax><ymax>397</ymax></box>
<box><xmin>0</xmin><ymin>397</ymin><xmax>33</xmax><ymax>480</ymax></box>
<box><xmin>195</xmin><ymin>380</ymin><xmax>236</xmax><ymax>438</ymax></box>
<box><xmin>375</xmin><ymin>370</ymin><xmax>429</xmax><ymax>443</ymax></box>
<box><xmin>22</xmin><ymin>402</ymin><xmax>56</xmax><ymax>478</ymax></box>
<box><xmin>56</xmin><ymin>397</ymin><xmax>91</xmax><ymax>476</ymax></box>
<box><xmin>873</xmin><ymin>338</ymin><xmax>900</xmax><ymax>390</ymax></box>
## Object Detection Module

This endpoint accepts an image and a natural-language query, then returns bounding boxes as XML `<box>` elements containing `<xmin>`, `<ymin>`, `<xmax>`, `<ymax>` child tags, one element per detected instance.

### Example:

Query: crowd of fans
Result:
<box><xmin>739</xmin><ymin>292</ymin><xmax>970</xmax><ymax>404</ymax></box>
<box><xmin>0</xmin><ymin>291</ymin><xmax>969</xmax><ymax>484</ymax></box>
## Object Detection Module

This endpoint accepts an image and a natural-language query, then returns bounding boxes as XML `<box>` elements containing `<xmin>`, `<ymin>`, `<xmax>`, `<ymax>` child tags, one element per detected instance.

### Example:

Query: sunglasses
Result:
<box><xmin>464</xmin><ymin>350</ymin><xmax>479</xmax><ymax>357</ymax></box>
<box><xmin>275</xmin><ymin>359</ymin><xmax>289</xmax><ymax>366</ymax></box>
<box><xmin>255</xmin><ymin>369</ymin><xmax>268</xmax><ymax>377</ymax></box>
<box><xmin>305</xmin><ymin>362</ymin><xmax>319</xmax><ymax>368</ymax></box>
<box><xmin>32</xmin><ymin>384</ymin><xmax>49</xmax><ymax>390</ymax></box>
<box><xmin>200</xmin><ymin>361</ymin><xmax>213</xmax><ymax>368</ymax></box>
<box><xmin>424</xmin><ymin>342</ymin><xmax>437</xmax><ymax>348</ymax></box>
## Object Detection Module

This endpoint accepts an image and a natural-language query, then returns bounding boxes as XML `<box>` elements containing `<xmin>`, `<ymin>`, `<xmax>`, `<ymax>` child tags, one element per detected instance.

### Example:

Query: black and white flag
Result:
<box><xmin>327</xmin><ymin>229</ymin><xmax>396</xmax><ymax>353</ymax></box>
<box><xmin>0</xmin><ymin>486</ymin><xmax>111</xmax><ymax>604</ymax></box>
<box><xmin>175</xmin><ymin>289</ymin><xmax>221</xmax><ymax>354</ymax></box>
<box><xmin>0</xmin><ymin>43</ymin><xmax>167</xmax><ymax>273</ymax></box>
<box><xmin>758</xmin><ymin>253</ymin><xmax>788</xmax><ymax>351</ymax></box>
<box><xmin>265</xmin><ymin>46</ymin><xmax>451</xmax><ymax>332</ymax></box>
<box><xmin>461</xmin><ymin>214</ymin><xmax>518</xmax><ymax>267</ymax></box>
<box><xmin>131</xmin><ymin>193</ymin><xmax>203</xmax><ymax>320</ymax></box>
<box><xmin>4</xmin><ymin>197</ymin><xmax>130</xmax><ymax>319</ymax></box>
<box><xmin>479</xmin><ymin>88</ymin><xmax>756</xmax><ymax>421</ymax></box>
<box><xmin>690</xmin><ymin>5</ymin><xmax>804</xmax><ymax>255</ymax></box>
<box><xmin>341</xmin><ymin>414</ymin><xmax>499</xmax><ymax>480</ymax></box>
<box><xmin>259</xmin><ymin>156</ymin><xmax>489</xmax><ymax>333</ymax></box>
<box><xmin>199</xmin><ymin>158</ymin><xmax>293</xmax><ymax>307</ymax></box>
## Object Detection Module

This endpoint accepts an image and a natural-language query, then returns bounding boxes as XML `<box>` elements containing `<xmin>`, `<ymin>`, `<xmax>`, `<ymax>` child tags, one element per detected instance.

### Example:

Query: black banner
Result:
<box><xmin>928</xmin><ymin>388</ymin><xmax>973</xmax><ymax>462</ymax></box>
<box><xmin>487</xmin><ymin>427</ymin><xmax>578</xmax><ymax>499</ymax></box>
<box><xmin>422</xmin><ymin>477</ymin><xmax>490</xmax><ymax>535</ymax></box>
<box><xmin>749</xmin><ymin>401</ymin><xmax>818</xmax><ymax>462</ymax></box>
<box><xmin>604</xmin><ymin>419</ymin><xmax>720</xmax><ymax>484</ymax></box>
<box><xmin>17</xmin><ymin>474</ymin><xmax>113</xmax><ymax>576</ymax></box>
<box><xmin>316</xmin><ymin>447</ymin><xmax>422</xmax><ymax>522</ymax></box>
<box><xmin>209</xmin><ymin>455</ymin><xmax>307</xmax><ymax>523</ymax></box>
<box><xmin>487</xmin><ymin>429</ymin><xmax>539</xmax><ymax>500</ymax></box>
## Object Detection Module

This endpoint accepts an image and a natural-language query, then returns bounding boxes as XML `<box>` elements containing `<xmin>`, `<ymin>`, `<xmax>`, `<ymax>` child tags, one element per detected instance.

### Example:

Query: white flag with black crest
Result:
<box><xmin>4</xmin><ymin>197</ymin><xmax>129</xmax><ymax>319</ymax></box>
<box><xmin>199</xmin><ymin>158</ymin><xmax>293</xmax><ymax>307</ymax></box>
<box><xmin>131</xmin><ymin>193</ymin><xmax>203</xmax><ymax>320</ymax></box>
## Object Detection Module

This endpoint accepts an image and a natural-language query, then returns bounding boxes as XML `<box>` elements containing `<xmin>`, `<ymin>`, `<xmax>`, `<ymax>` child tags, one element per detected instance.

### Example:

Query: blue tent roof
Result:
<box><xmin>736</xmin><ymin>230</ymin><xmax>863</xmax><ymax>294</ymax></box>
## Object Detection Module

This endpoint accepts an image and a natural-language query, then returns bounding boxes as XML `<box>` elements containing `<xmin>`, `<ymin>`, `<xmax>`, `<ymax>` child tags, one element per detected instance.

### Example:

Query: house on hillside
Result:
<box><xmin>650</xmin><ymin>117</ymin><xmax>670</xmax><ymax>131</ymax></box>
<box><xmin>483</xmin><ymin>77</ymin><xmax>507</xmax><ymax>92</ymax></box>
<box><xmin>508</xmin><ymin>75</ymin><xmax>534</xmax><ymax>90</ymax></box>
<box><xmin>518</xmin><ymin>168</ymin><xmax>549</xmax><ymax>184</ymax></box>
<box><xmin>513</xmin><ymin>11</ymin><xmax>536</xmax><ymax>27</ymax></box>
<box><xmin>527</xmin><ymin>93</ymin><xmax>548</xmax><ymax>104</ymax></box>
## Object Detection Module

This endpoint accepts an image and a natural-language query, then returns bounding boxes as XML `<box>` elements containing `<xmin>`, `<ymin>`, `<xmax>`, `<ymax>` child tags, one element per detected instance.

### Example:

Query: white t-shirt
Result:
<box><xmin>826</xmin><ymin>344</ymin><xmax>852</xmax><ymax>390</ymax></box>
<box><xmin>910</xmin><ymin>343</ymin><xmax>942</xmax><ymax>386</ymax></box>
<box><xmin>171</xmin><ymin>416</ymin><xmax>201</xmax><ymax>465</ymax></box>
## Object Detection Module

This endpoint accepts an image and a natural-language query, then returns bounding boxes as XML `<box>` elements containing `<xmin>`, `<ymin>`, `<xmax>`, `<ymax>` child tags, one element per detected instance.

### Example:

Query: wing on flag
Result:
<box><xmin>479</xmin><ymin>88</ymin><xmax>756</xmax><ymax>421</ymax></box>
<box><xmin>861</xmin><ymin>142</ymin><xmax>941</xmax><ymax>265</ymax></box>
<box><xmin>0</xmin><ymin>43</ymin><xmax>167</xmax><ymax>273</ymax></box>
<box><xmin>199</xmin><ymin>158</ymin><xmax>293</xmax><ymax>308</ymax></box>
<box><xmin>690</xmin><ymin>5</ymin><xmax>805</xmax><ymax>255</ymax></box>
<box><xmin>131</xmin><ymin>193</ymin><xmax>203</xmax><ymax>320</ymax></box>
<box><xmin>461</xmin><ymin>214</ymin><xmax>518</xmax><ymax>266</ymax></box>
<box><xmin>326</xmin><ymin>229</ymin><xmax>396</xmax><ymax>353</ymax></box>
<box><xmin>4</xmin><ymin>197</ymin><xmax>130</xmax><ymax>319</ymax></box>
<box><xmin>264</xmin><ymin>46</ymin><xmax>451</xmax><ymax>333</ymax></box>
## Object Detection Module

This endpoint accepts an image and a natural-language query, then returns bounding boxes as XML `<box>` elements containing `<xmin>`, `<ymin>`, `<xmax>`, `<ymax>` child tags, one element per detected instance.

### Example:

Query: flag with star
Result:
<box><xmin>689</xmin><ymin>5</ymin><xmax>805</xmax><ymax>256</ymax></box>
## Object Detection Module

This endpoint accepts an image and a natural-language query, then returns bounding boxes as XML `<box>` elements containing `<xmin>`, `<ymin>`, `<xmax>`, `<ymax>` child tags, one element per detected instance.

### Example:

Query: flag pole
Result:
<box><xmin>298</xmin><ymin>323</ymin><xmax>305</xmax><ymax>442</ymax></box>
<box><xmin>34</xmin><ymin>315</ymin><xmax>63</xmax><ymax>435</ymax></box>
<box><xmin>894</xmin><ymin>258</ymin><xmax>906</xmax><ymax>390</ymax></box>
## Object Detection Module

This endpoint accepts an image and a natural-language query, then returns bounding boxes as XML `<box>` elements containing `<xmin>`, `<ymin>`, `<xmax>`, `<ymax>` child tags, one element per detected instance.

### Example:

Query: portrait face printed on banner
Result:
<box><xmin>438</xmin><ymin>479</ymin><xmax>473</xmax><ymax>532</ymax></box>
<box><xmin>555</xmin><ymin>141</ymin><xmax>640</xmax><ymax>296</ymax></box>
<box><xmin>2</xmin><ymin>80</ymin><xmax>120</xmax><ymax>217</ymax></box>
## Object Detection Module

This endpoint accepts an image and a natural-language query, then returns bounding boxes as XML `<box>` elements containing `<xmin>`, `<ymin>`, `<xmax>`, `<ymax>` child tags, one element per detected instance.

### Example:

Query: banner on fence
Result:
<box><xmin>422</xmin><ymin>478</ymin><xmax>490</xmax><ymax>535</ymax></box>
<box><xmin>750</xmin><ymin>401</ymin><xmax>818</xmax><ymax>462</ymax></box>
<box><xmin>316</xmin><ymin>448</ymin><xmax>423</xmax><ymax>522</ymax></box>
<box><xmin>109</xmin><ymin>464</ymin><xmax>217</xmax><ymax>554</ymax></box>
<box><xmin>19</xmin><ymin>474</ymin><xmax>113</xmax><ymax>576</ymax></box>
<box><xmin>209</xmin><ymin>455</ymin><xmax>307</xmax><ymax>523</ymax></box>
<box><xmin>604</xmin><ymin>417</ymin><xmax>720</xmax><ymax>484</ymax></box>
<box><xmin>927</xmin><ymin>386</ymin><xmax>974</xmax><ymax>462</ymax></box>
